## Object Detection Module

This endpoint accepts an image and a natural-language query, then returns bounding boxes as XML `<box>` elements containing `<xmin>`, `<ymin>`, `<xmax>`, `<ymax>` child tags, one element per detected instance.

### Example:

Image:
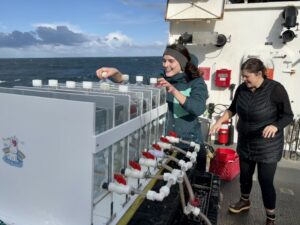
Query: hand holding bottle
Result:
<box><xmin>96</xmin><ymin>67</ymin><xmax>123</xmax><ymax>83</ymax></box>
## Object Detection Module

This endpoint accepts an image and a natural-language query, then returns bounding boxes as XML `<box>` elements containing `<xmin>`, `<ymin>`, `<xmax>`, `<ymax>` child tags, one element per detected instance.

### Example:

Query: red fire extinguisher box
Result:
<box><xmin>215</xmin><ymin>69</ymin><xmax>231</xmax><ymax>87</ymax></box>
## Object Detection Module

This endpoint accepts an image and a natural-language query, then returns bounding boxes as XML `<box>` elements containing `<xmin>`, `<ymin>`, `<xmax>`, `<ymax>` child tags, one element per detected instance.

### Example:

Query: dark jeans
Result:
<box><xmin>239</xmin><ymin>158</ymin><xmax>277</xmax><ymax>209</ymax></box>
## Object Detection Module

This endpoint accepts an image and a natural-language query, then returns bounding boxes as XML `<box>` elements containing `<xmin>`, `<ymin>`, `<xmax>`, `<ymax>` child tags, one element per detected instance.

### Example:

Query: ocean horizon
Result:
<box><xmin>0</xmin><ymin>56</ymin><xmax>163</xmax><ymax>87</ymax></box>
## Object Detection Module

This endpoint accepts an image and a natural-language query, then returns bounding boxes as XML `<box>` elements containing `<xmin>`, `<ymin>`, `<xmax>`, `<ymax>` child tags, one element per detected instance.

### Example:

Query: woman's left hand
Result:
<box><xmin>262</xmin><ymin>125</ymin><xmax>278</xmax><ymax>138</ymax></box>
<box><xmin>157</xmin><ymin>78</ymin><xmax>176</xmax><ymax>93</ymax></box>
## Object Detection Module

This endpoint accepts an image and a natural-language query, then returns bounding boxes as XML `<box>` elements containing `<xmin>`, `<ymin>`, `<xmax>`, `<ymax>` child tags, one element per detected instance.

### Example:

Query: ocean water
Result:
<box><xmin>0</xmin><ymin>57</ymin><xmax>163</xmax><ymax>87</ymax></box>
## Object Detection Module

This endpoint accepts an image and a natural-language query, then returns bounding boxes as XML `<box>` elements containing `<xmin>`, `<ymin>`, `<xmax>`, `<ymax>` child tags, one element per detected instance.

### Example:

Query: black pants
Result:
<box><xmin>239</xmin><ymin>158</ymin><xmax>277</xmax><ymax>209</ymax></box>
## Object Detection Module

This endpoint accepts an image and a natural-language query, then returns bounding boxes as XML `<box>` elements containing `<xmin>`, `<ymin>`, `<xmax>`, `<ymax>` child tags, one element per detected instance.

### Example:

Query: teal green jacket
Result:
<box><xmin>165</xmin><ymin>73</ymin><xmax>208</xmax><ymax>143</ymax></box>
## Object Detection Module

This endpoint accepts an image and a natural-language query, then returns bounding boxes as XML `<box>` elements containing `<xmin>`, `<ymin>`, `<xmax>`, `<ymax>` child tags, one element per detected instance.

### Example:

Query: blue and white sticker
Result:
<box><xmin>2</xmin><ymin>136</ymin><xmax>25</xmax><ymax>168</ymax></box>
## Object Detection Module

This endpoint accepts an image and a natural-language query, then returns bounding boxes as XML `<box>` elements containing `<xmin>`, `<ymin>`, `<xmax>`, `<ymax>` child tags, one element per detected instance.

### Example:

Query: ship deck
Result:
<box><xmin>218</xmin><ymin>157</ymin><xmax>300</xmax><ymax>225</ymax></box>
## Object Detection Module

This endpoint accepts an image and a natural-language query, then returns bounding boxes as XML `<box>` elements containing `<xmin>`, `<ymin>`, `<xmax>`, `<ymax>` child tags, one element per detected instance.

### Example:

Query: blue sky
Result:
<box><xmin>0</xmin><ymin>0</ymin><xmax>169</xmax><ymax>58</ymax></box>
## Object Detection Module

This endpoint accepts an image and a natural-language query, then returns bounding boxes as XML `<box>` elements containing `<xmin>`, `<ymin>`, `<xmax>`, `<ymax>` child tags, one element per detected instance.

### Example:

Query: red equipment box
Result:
<box><xmin>215</xmin><ymin>69</ymin><xmax>231</xmax><ymax>87</ymax></box>
<box><xmin>209</xmin><ymin>148</ymin><xmax>240</xmax><ymax>181</ymax></box>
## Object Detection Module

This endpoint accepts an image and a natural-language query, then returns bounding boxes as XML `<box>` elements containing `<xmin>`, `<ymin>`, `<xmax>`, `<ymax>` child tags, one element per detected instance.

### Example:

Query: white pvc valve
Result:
<box><xmin>165</xmin><ymin>136</ymin><xmax>180</xmax><ymax>143</ymax></box>
<box><xmin>136</xmin><ymin>76</ymin><xmax>143</xmax><ymax>82</ymax></box>
<box><xmin>48</xmin><ymin>79</ymin><xmax>58</xmax><ymax>87</ymax></box>
<box><xmin>139</xmin><ymin>158</ymin><xmax>157</xmax><ymax>167</ymax></box>
<box><xmin>82</xmin><ymin>81</ymin><xmax>93</xmax><ymax>89</ymax></box>
<box><xmin>124</xmin><ymin>168</ymin><xmax>145</xmax><ymax>179</ymax></box>
<box><xmin>157</xmin><ymin>141</ymin><xmax>172</xmax><ymax>150</ymax></box>
<box><xmin>66</xmin><ymin>81</ymin><xmax>76</xmax><ymax>88</ymax></box>
<box><xmin>32</xmin><ymin>79</ymin><xmax>42</xmax><ymax>87</ymax></box>
<box><xmin>108</xmin><ymin>183</ymin><xmax>131</xmax><ymax>195</ymax></box>
<box><xmin>150</xmin><ymin>77</ymin><xmax>157</xmax><ymax>85</ymax></box>
<box><xmin>148</xmin><ymin>149</ymin><xmax>164</xmax><ymax>158</ymax></box>
<box><xmin>118</xmin><ymin>84</ymin><xmax>128</xmax><ymax>92</ymax></box>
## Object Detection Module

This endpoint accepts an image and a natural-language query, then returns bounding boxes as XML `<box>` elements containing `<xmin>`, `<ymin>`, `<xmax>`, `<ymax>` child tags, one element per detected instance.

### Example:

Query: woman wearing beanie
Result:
<box><xmin>96</xmin><ymin>43</ymin><xmax>208</xmax><ymax>144</ymax></box>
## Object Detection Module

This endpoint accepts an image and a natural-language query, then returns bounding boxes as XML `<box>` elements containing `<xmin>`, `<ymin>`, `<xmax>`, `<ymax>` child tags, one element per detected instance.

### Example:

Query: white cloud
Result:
<box><xmin>0</xmin><ymin>24</ymin><xmax>165</xmax><ymax>57</ymax></box>
<box><xmin>32</xmin><ymin>22</ymin><xmax>83</xmax><ymax>33</ymax></box>
<box><xmin>103</xmin><ymin>32</ymin><xmax>133</xmax><ymax>48</ymax></box>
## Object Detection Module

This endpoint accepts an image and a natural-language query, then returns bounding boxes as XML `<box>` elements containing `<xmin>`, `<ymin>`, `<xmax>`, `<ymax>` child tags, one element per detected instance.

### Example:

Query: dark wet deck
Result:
<box><xmin>218</xmin><ymin>158</ymin><xmax>300</xmax><ymax>225</ymax></box>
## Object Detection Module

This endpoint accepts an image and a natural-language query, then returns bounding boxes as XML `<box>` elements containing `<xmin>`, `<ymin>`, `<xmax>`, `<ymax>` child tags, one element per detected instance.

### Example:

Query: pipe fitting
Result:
<box><xmin>148</xmin><ymin>149</ymin><xmax>165</xmax><ymax>158</ymax></box>
<box><xmin>107</xmin><ymin>183</ymin><xmax>131</xmax><ymax>195</ymax></box>
<box><xmin>139</xmin><ymin>158</ymin><xmax>157</xmax><ymax>167</ymax></box>
<box><xmin>186</xmin><ymin>151</ymin><xmax>197</xmax><ymax>163</ymax></box>
<box><xmin>165</xmin><ymin>135</ymin><xmax>180</xmax><ymax>143</ymax></box>
<box><xmin>157</xmin><ymin>141</ymin><xmax>172</xmax><ymax>150</ymax></box>
<box><xmin>124</xmin><ymin>168</ymin><xmax>145</xmax><ymax>179</ymax></box>
<box><xmin>184</xmin><ymin>202</ymin><xmax>201</xmax><ymax>216</ymax></box>
<box><xmin>159</xmin><ymin>186</ymin><xmax>170</xmax><ymax>197</ymax></box>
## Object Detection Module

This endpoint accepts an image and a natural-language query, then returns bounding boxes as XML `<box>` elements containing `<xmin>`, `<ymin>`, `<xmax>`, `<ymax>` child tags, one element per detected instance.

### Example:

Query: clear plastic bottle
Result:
<box><xmin>135</xmin><ymin>75</ymin><xmax>144</xmax><ymax>86</ymax></box>
<box><xmin>99</xmin><ymin>71</ymin><xmax>111</xmax><ymax>90</ymax></box>
<box><xmin>122</xmin><ymin>74</ymin><xmax>129</xmax><ymax>85</ymax></box>
<box><xmin>65</xmin><ymin>81</ymin><xmax>76</xmax><ymax>89</ymax></box>
<box><xmin>48</xmin><ymin>79</ymin><xmax>58</xmax><ymax>89</ymax></box>
<box><xmin>32</xmin><ymin>79</ymin><xmax>42</xmax><ymax>87</ymax></box>
<box><xmin>149</xmin><ymin>77</ymin><xmax>158</xmax><ymax>86</ymax></box>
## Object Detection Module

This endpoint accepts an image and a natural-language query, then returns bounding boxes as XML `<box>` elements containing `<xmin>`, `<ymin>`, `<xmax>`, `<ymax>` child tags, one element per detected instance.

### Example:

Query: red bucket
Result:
<box><xmin>209</xmin><ymin>148</ymin><xmax>240</xmax><ymax>181</ymax></box>
<box><xmin>214</xmin><ymin>148</ymin><xmax>237</xmax><ymax>161</ymax></box>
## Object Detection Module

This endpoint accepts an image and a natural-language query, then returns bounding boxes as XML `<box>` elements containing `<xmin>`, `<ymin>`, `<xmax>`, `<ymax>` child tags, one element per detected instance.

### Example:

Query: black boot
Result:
<box><xmin>266</xmin><ymin>217</ymin><xmax>275</xmax><ymax>225</ymax></box>
<box><xmin>266</xmin><ymin>213</ymin><xmax>276</xmax><ymax>225</ymax></box>
<box><xmin>228</xmin><ymin>197</ymin><xmax>251</xmax><ymax>213</ymax></box>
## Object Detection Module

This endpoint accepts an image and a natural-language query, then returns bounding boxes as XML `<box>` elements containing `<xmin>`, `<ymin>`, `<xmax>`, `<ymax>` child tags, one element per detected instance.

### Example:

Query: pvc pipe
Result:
<box><xmin>172</xmin><ymin>145</ymin><xmax>187</xmax><ymax>155</ymax></box>
<box><xmin>183</xmin><ymin>173</ymin><xmax>195</xmax><ymax>201</ymax></box>
<box><xmin>179</xmin><ymin>182</ymin><xmax>186</xmax><ymax>212</ymax></box>
<box><xmin>144</xmin><ymin>174</ymin><xmax>164</xmax><ymax>180</ymax></box>
<box><xmin>168</xmin><ymin>155</ymin><xmax>180</xmax><ymax>163</ymax></box>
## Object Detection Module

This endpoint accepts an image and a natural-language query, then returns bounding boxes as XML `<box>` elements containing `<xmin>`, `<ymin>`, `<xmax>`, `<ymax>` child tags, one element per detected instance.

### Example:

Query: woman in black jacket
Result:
<box><xmin>210</xmin><ymin>58</ymin><xmax>293</xmax><ymax>225</ymax></box>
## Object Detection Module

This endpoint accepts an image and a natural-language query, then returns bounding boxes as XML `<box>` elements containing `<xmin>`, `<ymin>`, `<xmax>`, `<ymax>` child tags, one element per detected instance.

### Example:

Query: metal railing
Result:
<box><xmin>283</xmin><ymin>118</ymin><xmax>300</xmax><ymax>160</ymax></box>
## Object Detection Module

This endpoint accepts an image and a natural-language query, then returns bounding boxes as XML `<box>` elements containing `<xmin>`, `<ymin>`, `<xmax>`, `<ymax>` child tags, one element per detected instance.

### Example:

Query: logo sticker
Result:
<box><xmin>2</xmin><ymin>136</ymin><xmax>25</xmax><ymax>168</ymax></box>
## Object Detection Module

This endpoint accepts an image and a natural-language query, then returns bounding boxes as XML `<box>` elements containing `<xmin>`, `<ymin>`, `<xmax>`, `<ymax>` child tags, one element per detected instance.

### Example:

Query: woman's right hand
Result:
<box><xmin>209</xmin><ymin>121</ymin><xmax>222</xmax><ymax>135</ymax></box>
<box><xmin>96</xmin><ymin>67</ymin><xmax>121</xmax><ymax>80</ymax></box>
